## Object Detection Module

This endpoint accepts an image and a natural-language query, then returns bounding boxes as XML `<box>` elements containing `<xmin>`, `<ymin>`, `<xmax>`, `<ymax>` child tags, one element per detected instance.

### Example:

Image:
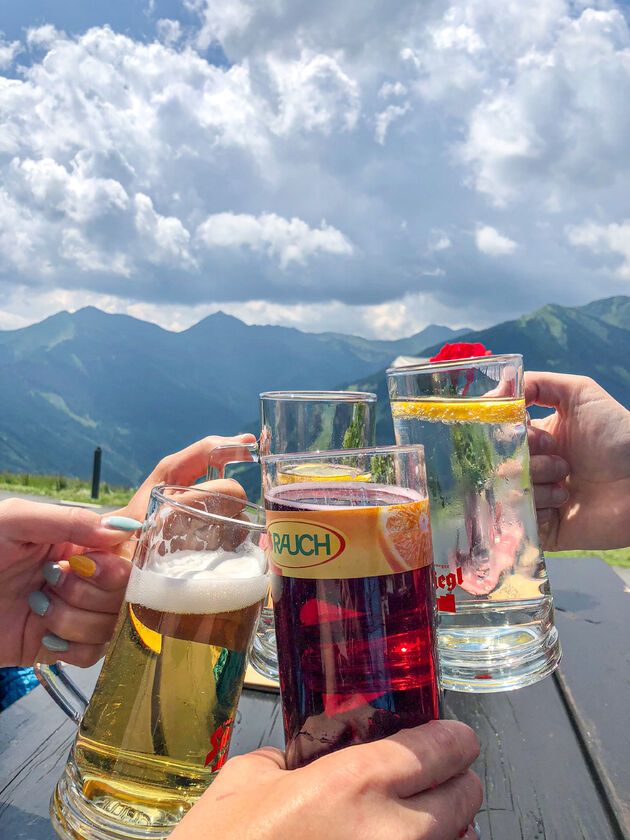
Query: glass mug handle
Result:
<box><xmin>206</xmin><ymin>441</ymin><xmax>278</xmax><ymax>683</ymax></box>
<box><xmin>33</xmin><ymin>663</ymin><xmax>89</xmax><ymax>723</ymax></box>
<box><xmin>207</xmin><ymin>441</ymin><xmax>259</xmax><ymax>481</ymax></box>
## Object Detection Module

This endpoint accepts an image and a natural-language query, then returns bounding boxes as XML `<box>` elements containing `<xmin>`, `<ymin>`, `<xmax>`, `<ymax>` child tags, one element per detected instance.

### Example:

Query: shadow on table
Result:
<box><xmin>0</xmin><ymin>804</ymin><xmax>55</xmax><ymax>840</ymax></box>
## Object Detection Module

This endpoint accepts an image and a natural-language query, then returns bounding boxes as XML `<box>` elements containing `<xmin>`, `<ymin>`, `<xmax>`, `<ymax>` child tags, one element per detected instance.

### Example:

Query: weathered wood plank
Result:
<box><xmin>0</xmin><ymin>668</ymin><xmax>283</xmax><ymax>840</ymax></box>
<box><xmin>445</xmin><ymin>677</ymin><xmax>620</xmax><ymax>840</ymax></box>
<box><xmin>548</xmin><ymin>556</ymin><xmax>630</xmax><ymax>838</ymax></box>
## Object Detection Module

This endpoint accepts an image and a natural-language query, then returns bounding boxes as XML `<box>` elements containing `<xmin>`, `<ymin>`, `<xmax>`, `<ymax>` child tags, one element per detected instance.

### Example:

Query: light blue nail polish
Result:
<box><xmin>42</xmin><ymin>633</ymin><xmax>69</xmax><ymax>652</ymax></box>
<box><xmin>28</xmin><ymin>590</ymin><xmax>50</xmax><ymax>616</ymax></box>
<box><xmin>102</xmin><ymin>516</ymin><xmax>142</xmax><ymax>531</ymax></box>
<box><xmin>42</xmin><ymin>561</ymin><xmax>62</xmax><ymax>586</ymax></box>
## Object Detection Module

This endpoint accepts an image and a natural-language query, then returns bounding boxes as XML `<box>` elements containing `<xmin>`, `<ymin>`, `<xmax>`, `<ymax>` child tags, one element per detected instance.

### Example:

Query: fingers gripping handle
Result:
<box><xmin>207</xmin><ymin>441</ymin><xmax>259</xmax><ymax>481</ymax></box>
<box><xmin>34</xmin><ymin>663</ymin><xmax>89</xmax><ymax>723</ymax></box>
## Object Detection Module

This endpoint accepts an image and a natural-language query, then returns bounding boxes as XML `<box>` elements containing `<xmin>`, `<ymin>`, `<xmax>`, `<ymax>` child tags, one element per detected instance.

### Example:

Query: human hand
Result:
<box><xmin>113</xmin><ymin>433</ymin><xmax>256</xmax><ymax>523</ymax></box>
<box><xmin>0</xmin><ymin>500</ymin><xmax>142</xmax><ymax>667</ymax></box>
<box><xmin>0</xmin><ymin>434</ymin><xmax>256</xmax><ymax>669</ymax></box>
<box><xmin>171</xmin><ymin>720</ymin><xmax>483</xmax><ymax>840</ymax></box>
<box><xmin>526</xmin><ymin>371</ymin><xmax>630</xmax><ymax>551</ymax></box>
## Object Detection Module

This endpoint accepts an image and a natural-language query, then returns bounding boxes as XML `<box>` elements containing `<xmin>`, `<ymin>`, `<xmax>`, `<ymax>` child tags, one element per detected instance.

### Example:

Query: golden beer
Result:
<box><xmin>52</xmin><ymin>546</ymin><xmax>267</xmax><ymax>838</ymax></box>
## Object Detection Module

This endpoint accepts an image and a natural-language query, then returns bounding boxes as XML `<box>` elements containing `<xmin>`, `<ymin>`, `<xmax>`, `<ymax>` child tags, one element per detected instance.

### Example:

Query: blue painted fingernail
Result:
<box><xmin>102</xmin><ymin>516</ymin><xmax>142</xmax><ymax>531</ymax></box>
<box><xmin>28</xmin><ymin>590</ymin><xmax>50</xmax><ymax>616</ymax></box>
<box><xmin>42</xmin><ymin>633</ymin><xmax>69</xmax><ymax>652</ymax></box>
<box><xmin>42</xmin><ymin>561</ymin><xmax>62</xmax><ymax>586</ymax></box>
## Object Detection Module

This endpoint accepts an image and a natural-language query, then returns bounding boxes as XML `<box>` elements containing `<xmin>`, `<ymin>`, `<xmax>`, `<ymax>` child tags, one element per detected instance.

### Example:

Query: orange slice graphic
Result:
<box><xmin>378</xmin><ymin>499</ymin><xmax>432</xmax><ymax>572</ymax></box>
<box><xmin>129</xmin><ymin>604</ymin><xmax>162</xmax><ymax>655</ymax></box>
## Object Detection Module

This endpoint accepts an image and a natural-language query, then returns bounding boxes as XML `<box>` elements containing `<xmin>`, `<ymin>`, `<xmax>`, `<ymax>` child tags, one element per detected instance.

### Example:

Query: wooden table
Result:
<box><xmin>1</xmin><ymin>557</ymin><xmax>628</xmax><ymax>840</ymax></box>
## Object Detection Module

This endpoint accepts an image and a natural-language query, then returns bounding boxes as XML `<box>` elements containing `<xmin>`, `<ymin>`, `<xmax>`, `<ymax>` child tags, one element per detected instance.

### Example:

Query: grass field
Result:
<box><xmin>547</xmin><ymin>547</ymin><xmax>630</xmax><ymax>568</ymax></box>
<box><xmin>0</xmin><ymin>471</ymin><xmax>135</xmax><ymax>507</ymax></box>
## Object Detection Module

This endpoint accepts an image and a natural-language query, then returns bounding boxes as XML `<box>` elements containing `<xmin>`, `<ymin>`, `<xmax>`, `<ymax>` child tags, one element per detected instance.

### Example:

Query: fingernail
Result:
<box><xmin>102</xmin><ymin>516</ymin><xmax>142</xmax><ymax>531</ymax></box>
<box><xmin>68</xmin><ymin>554</ymin><xmax>97</xmax><ymax>578</ymax></box>
<box><xmin>42</xmin><ymin>633</ymin><xmax>69</xmax><ymax>652</ymax></box>
<box><xmin>474</xmin><ymin>822</ymin><xmax>481</xmax><ymax>839</ymax></box>
<box><xmin>42</xmin><ymin>561</ymin><xmax>62</xmax><ymax>586</ymax></box>
<box><xmin>551</xmin><ymin>486</ymin><xmax>569</xmax><ymax>505</ymax></box>
<box><xmin>28</xmin><ymin>590</ymin><xmax>51</xmax><ymax>616</ymax></box>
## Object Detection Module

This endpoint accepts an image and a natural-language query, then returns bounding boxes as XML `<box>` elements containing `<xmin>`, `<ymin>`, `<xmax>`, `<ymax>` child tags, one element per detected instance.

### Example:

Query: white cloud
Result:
<box><xmin>0</xmin><ymin>36</ymin><xmax>20</xmax><ymax>69</ymax></box>
<box><xmin>456</xmin><ymin>7</ymin><xmax>630</xmax><ymax>206</ymax></box>
<box><xmin>374</xmin><ymin>102</ymin><xmax>410</xmax><ymax>144</ymax></box>
<box><xmin>567</xmin><ymin>219</ymin><xmax>630</xmax><ymax>277</ymax></box>
<box><xmin>475</xmin><ymin>225</ymin><xmax>518</xmax><ymax>255</ymax></box>
<box><xmin>267</xmin><ymin>50</ymin><xmax>360</xmax><ymax>135</ymax></box>
<box><xmin>0</xmin><ymin>2</ymin><xmax>628</xmax><ymax>338</ymax></box>
<box><xmin>196</xmin><ymin>212</ymin><xmax>353</xmax><ymax>268</ymax></box>
<box><xmin>378</xmin><ymin>81</ymin><xmax>408</xmax><ymax>99</ymax></box>
<box><xmin>156</xmin><ymin>19</ymin><xmax>183</xmax><ymax>46</ymax></box>
<box><xmin>428</xmin><ymin>229</ymin><xmax>451</xmax><ymax>251</ymax></box>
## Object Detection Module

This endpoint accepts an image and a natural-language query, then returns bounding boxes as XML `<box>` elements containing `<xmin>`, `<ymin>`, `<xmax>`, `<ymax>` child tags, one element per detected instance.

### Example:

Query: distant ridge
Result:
<box><xmin>1</xmin><ymin>296</ymin><xmax>626</xmax><ymax>485</ymax></box>
<box><xmin>350</xmin><ymin>296</ymin><xmax>630</xmax><ymax>445</ymax></box>
<box><xmin>0</xmin><ymin>309</ymin><xmax>463</xmax><ymax>484</ymax></box>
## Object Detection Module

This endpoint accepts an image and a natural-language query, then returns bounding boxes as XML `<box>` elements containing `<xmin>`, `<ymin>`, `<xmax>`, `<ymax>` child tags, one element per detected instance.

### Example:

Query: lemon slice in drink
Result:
<box><xmin>391</xmin><ymin>398</ymin><xmax>526</xmax><ymax>424</ymax></box>
<box><xmin>277</xmin><ymin>463</ymin><xmax>371</xmax><ymax>484</ymax></box>
<box><xmin>129</xmin><ymin>603</ymin><xmax>162</xmax><ymax>654</ymax></box>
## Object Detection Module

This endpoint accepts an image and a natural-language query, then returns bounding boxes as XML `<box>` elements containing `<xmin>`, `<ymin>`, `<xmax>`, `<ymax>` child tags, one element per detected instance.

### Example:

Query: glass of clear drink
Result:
<box><xmin>209</xmin><ymin>390</ymin><xmax>377</xmax><ymax>681</ymax></box>
<box><xmin>387</xmin><ymin>354</ymin><xmax>562</xmax><ymax>692</ymax></box>
<box><xmin>36</xmin><ymin>486</ymin><xmax>268</xmax><ymax>840</ymax></box>
<box><xmin>261</xmin><ymin>445</ymin><xmax>441</xmax><ymax>769</ymax></box>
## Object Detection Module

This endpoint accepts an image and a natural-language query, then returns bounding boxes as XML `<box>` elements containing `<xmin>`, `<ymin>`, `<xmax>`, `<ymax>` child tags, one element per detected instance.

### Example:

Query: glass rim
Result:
<box><xmin>261</xmin><ymin>443</ymin><xmax>425</xmax><ymax>465</ymax></box>
<box><xmin>386</xmin><ymin>352</ymin><xmax>522</xmax><ymax>375</ymax></box>
<box><xmin>259</xmin><ymin>389</ymin><xmax>377</xmax><ymax>403</ymax></box>
<box><xmin>151</xmin><ymin>484</ymin><xmax>266</xmax><ymax>532</ymax></box>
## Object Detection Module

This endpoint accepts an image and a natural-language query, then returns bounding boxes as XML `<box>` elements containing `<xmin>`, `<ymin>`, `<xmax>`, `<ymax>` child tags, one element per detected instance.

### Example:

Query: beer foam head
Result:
<box><xmin>126</xmin><ymin>545</ymin><xmax>268</xmax><ymax>614</ymax></box>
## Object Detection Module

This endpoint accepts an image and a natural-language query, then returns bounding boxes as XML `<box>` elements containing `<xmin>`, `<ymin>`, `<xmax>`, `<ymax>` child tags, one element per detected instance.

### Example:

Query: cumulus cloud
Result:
<box><xmin>475</xmin><ymin>225</ymin><xmax>518</xmax><ymax>256</ymax></box>
<box><xmin>0</xmin><ymin>1</ymin><xmax>628</xmax><ymax>338</ymax></box>
<box><xmin>374</xmin><ymin>102</ymin><xmax>410</xmax><ymax>144</ymax></box>
<box><xmin>567</xmin><ymin>219</ymin><xmax>630</xmax><ymax>278</ymax></box>
<box><xmin>196</xmin><ymin>212</ymin><xmax>353</xmax><ymax>268</ymax></box>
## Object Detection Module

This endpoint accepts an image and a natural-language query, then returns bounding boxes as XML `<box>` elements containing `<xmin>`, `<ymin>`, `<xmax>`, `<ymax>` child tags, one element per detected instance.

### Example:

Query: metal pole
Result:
<box><xmin>91</xmin><ymin>447</ymin><xmax>102</xmax><ymax>499</ymax></box>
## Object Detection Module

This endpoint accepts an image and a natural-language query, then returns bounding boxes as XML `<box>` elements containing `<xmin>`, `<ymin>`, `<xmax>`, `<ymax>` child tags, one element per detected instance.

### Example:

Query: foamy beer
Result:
<box><xmin>38</xmin><ymin>486</ymin><xmax>268</xmax><ymax>840</ymax></box>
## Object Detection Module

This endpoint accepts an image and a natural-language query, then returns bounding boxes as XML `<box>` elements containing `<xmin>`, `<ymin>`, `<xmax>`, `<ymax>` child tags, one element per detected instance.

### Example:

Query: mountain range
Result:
<box><xmin>350</xmin><ymin>296</ymin><xmax>630</xmax><ymax>445</ymax></box>
<box><xmin>1</xmin><ymin>295</ymin><xmax>627</xmax><ymax>486</ymax></box>
<box><xmin>0</xmin><ymin>308</ymin><xmax>464</xmax><ymax>485</ymax></box>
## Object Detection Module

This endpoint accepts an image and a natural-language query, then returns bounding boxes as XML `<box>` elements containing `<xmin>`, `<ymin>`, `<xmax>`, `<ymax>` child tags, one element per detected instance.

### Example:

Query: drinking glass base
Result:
<box><xmin>50</xmin><ymin>759</ymin><xmax>196</xmax><ymax>840</ymax></box>
<box><xmin>438</xmin><ymin>623</ymin><xmax>562</xmax><ymax>693</ymax></box>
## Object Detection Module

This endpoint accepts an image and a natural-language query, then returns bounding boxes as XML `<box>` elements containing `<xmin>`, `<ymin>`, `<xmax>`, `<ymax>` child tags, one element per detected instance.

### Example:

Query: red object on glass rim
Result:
<box><xmin>430</xmin><ymin>342</ymin><xmax>492</xmax><ymax>363</ymax></box>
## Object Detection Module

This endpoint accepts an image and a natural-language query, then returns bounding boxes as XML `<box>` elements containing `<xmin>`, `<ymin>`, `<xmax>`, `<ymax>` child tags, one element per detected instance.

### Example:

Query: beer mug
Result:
<box><xmin>262</xmin><ymin>445</ymin><xmax>441</xmax><ymax>769</ymax></box>
<box><xmin>36</xmin><ymin>486</ymin><xmax>268</xmax><ymax>840</ymax></box>
<box><xmin>387</xmin><ymin>354</ymin><xmax>562</xmax><ymax>692</ymax></box>
<box><xmin>210</xmin><ymin>390</ymin><xmax>377</xmax><ymax>681</ymax></box>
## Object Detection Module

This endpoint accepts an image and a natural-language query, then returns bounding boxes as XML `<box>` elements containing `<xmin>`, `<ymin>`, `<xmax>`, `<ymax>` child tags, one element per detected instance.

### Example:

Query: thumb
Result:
<box><xmin>213</xmin><ymin>747</ymin><xmax>287</xmax><ymax>786</ymax></box>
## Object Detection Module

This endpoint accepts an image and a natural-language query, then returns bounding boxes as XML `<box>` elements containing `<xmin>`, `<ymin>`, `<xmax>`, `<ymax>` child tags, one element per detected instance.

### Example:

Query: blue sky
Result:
<box><xmin>0</xmin><ymin>0</ymin><xmax>629</xmax><ymax>337</ymax></box>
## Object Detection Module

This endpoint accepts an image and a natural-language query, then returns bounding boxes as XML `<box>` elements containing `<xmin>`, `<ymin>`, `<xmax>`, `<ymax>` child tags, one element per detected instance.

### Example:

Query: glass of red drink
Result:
<box><xmin>261</xmin><ymin>445</ymin><xmax>441</xmax><ymax>769</ymax></box>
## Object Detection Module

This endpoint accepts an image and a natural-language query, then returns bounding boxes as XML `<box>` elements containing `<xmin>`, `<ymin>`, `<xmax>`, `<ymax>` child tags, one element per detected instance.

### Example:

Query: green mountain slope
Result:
<box><xmin>0</xmin><ymin>308</ymin><xmax>462</xmax><ymax>485</ymax></box>
<box><xmin>351</xmin><ymin>296</ymin><xmax>630</xmax><ymax>446</ymax></box>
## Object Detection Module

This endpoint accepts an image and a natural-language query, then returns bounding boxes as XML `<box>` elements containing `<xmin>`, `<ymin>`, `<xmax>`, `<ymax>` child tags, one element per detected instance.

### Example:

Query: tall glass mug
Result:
<box><xmin>387</xmin><ymin>354</ymin><xmax>562</xmax><ymax>692</ymax></box>
<box><xmin>36</xmin><ymin>486</ymin><xmax>268</xmax><ymax>840</ymax></box>
<box><xmin>210</xmin><ymin>390</ymin><xmax>377</xmax><ymax>680</ymax></box>
<box><xmin>262</xmin><ymin>446</ymin><xmax>440</xmax><ymax>769</ymax></box>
